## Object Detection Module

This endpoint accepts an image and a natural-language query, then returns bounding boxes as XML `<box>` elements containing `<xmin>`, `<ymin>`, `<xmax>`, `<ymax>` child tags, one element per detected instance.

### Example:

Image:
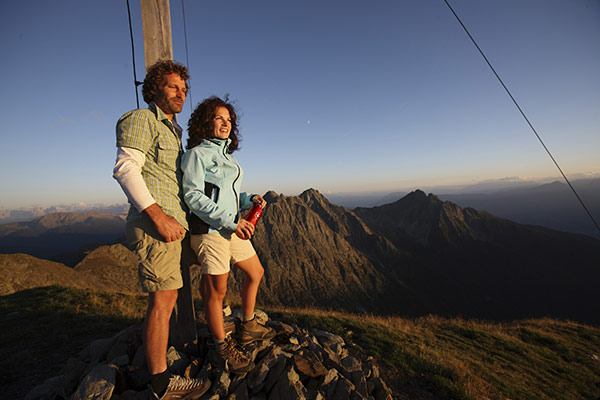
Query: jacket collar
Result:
<box><xmin>206</xmin><ymin>137</ymin><xmax>232</xmax><ymax>148</ymax></box>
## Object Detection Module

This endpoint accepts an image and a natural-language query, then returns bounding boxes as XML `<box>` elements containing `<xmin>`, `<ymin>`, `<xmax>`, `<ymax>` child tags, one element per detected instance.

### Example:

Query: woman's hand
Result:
<box><xmin>252</xmin><ymin>195</ymin><xmax>267</xmax><ymax>208</ymax></box>
<box><xmin>235</xmin><ymin>218</ymin><xmax>255</xmax><ymax>240</ymax></box>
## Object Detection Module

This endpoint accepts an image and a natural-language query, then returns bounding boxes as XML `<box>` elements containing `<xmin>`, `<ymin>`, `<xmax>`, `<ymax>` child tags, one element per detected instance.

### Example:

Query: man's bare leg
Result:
<box><xmin>144</xmin><ymin>289</ymin><xmax>178</xmax><ymax>374</ymax></box>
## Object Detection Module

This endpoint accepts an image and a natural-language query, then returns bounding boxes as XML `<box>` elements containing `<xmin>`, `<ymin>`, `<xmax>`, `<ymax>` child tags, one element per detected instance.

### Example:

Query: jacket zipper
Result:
<box><xmin>222</xmin><ymin>143</ymin><xmax>241</xmax><ymax>219</ymax></box>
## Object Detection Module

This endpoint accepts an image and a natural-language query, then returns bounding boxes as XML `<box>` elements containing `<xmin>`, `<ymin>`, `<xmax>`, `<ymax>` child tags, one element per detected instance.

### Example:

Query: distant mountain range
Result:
<box><xmin>0</xmin><ymin>211</ymin><xmax>126</xmax><ymax>266</ymax></box>
<box><xmin>1</xmin><ymin>189</ymin><xmax>599</xmax><ymax>324</ymax></box>
<box><xmin>0</xmin><ymin>203</ymin><xmax>129</xmax><ymax>224</ymax></box>
<box><xmin>326</xmin><ymin>177</ymin><xmax>600</xmax><ymax>238</ymax></box>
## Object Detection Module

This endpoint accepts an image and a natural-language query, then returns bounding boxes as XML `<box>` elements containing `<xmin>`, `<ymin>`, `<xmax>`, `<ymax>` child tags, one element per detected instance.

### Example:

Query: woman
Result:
<box><xmin>182</xmin><ymin>96</ymin><xmax>274</xmax><ymax>374</ymax></box>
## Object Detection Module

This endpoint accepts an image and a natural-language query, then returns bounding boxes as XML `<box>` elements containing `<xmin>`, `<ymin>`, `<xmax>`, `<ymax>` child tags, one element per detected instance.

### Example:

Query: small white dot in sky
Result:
<box><xmin>307</xmin><ymin>120</ymin><xmax>310</xmax><ymax>125</ymax></box>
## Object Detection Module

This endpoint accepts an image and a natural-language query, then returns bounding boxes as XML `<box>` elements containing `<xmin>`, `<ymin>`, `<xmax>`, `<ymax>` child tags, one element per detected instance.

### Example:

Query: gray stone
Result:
<box><xmin>131</xmin><ymin>345</ymin><xmax>146</xmax><ymax>368</ymax></box>
<box><xmin>111</xmin><ymin>354</ymin><xmax>130</xmax><ymax>367</ymax></box>
<box><xmin>32</xmin><ymin>312</ymin><xmax>398</xmax><ymax>400</ymax></box>
<box><xmin>247</xmin><ymin>346</ymin><xmax>281</xmax><ymax>389</ymax></box>
<box><xmin>292</xmin><ymin>352</ymin><xmax>328</xmax><ymax>378</ymax></box>
<box><xmin>24</xmin><ymin>375</ymin><xmax>64</xmax><ymax>400</ymax></box>
<box><xmin>342</xmin><ymin>354</ymin><xmax>362</xmax><ymax>373</ymax></box>
<box><xmin>62</xmin><ymin>357</ymin><xmax>88</xmax><ymax>397</ymax></box>
<box><xmin>314</xmin><ymin>331</ymin><xmax>344</xmax><ymax>351</ymax></box>
<box><xmin>267</xmin><ymin>366</ymin><xmax>307</xmax><ymax>400</ymax></box>
<box><xmin>166</xmin><ymin>346</ymin><xmax>190</xmax><ymax>375</ymax></box>
<box><xmin>184</xmin><ymin>357</ymin><xmax>203</xmax><ymax>379</ymax></box>
<box><xmin>262</xmin><ymin>355</ymin><xmax>287</xmax><ymax>394</ymax></box>
<box><xmin>351</xmin><ymin>370</ymin><xmax>368</xmax><ymax>397</ymax></box>
<box><xmin>107</xmin><ymin>340</ymin><xmax>130</xmax><ymax>363</ymax></box>
<box><xmin>349</xmin><ymin>390</ymin><xmax>369</xmax><ymax>400</ymax></box>
<box><xmin>321</xmin><ymin>369</ymin><xmax>339</xmax><ymax>399</ymax></box>
<box><xmin>246</xmin><ymin>340</ymin><xmax>273</xmax><ymax>362</ymax></box>
<box><xmin>331</xmin><ymin>373</ymin><xmax>355</xmax><ymax>400</ymax></box>
<box><xmin>209</xmin><ymin>369</ymin><xmax>232</xmax><ymax>398</ymax></box>
<box><xmin>364</xmin><ymin>357</ymin><xmax>379</xmax><ymax>380</ymax></box>
<box><xmin>227</xmin><ymin>373</ymin><xmax>248</xmax><ymax>398</ymax></box>
<box><xmin>371</xmin><ymin>377</ymin><xmax>393</xmax><ymax>400</ymax></box>
<box><xmin>320</xmin><ymin>345</ymin><xmax>346</xmax><ymax>380</ymax></box>
<box><xmin>226</xmin><ymin>378</ymin><xmax>249</xmax><ymax>400</ymax></box>
<box><xmin>268</xmin><ymin>321</ymin><xmax>294</xmax><ymax>336</ymax></box>
<box><xmin>70</xmin><ymin>363</ymin><xmax>117</xmax><ymax>400</ymax></box>
<box><xmin>114</xmin><ymin>324</ymin><xmax>140</xmax><ymax>344</ymax></box>
<box><xmin>89</xmin><ymin>337</ymin><xmax>114</xmax><ymax>362</ymax></box>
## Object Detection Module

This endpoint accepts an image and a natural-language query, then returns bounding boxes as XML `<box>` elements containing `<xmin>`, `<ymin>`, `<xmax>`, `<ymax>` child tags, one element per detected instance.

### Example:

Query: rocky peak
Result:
<box><xmin>299</xmin><ymin>188</ymin><xmax>327</xmax><ymax>205</ymax></box>
<box><xmin>354</xmin><ymin>190</ymin><xmax>493</xmax><ymax>246</ymax></box>
<box><xmin>263</xmin><ymin>190</ymin><xmax>281</xmax><ymax>204</ymax></box>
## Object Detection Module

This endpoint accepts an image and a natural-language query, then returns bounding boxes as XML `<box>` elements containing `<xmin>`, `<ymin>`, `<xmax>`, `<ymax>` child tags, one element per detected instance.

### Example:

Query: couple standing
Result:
<box><xmin>113</xmin><ymin>60</ymin><xmax>273</xmax><ymax>400</ymax></box>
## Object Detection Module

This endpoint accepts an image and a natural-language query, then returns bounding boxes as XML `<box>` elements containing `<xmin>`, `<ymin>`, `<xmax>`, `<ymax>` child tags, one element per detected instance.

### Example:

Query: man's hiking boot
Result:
<box><xmin>149</xmin><ymin>374</ymin><xmax>211</xmax><ymax>400</ymax></box>
<box><xmin>237</xmin><ymin>317</ymin><xmax>276</xmax><ymax>345</ymax></box>
<box><xmin>208</xmin><ymin>336</ymin><xmax>254</xmax><ymax>374</ymax></box>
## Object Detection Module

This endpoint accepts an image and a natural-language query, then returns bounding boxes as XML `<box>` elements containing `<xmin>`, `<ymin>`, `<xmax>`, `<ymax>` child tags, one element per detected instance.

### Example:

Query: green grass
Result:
<box><xmin>2</xmin><ymin>287</ymin><xmax>599</xmax><ymax>400</ymax></box>
<box><xmin>0</xmin><ymin>286</ymin><xmax>146</xmax><ymax>399</ymax></box>
<box><xmin>266</xmin><ymin>308</ymin><xmax>600</xmax><ymax>400</ymax></box>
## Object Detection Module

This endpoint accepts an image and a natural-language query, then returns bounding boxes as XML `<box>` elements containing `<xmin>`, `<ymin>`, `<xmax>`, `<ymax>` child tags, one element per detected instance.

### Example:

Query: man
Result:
<box><xmin>113</xmin><ymin>60</ymin><xmax>209</xmax><ymax>400</ymax></box>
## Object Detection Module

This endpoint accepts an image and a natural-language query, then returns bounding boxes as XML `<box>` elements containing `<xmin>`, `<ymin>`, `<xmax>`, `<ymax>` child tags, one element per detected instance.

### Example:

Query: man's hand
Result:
<box><xmin>235</xmin><ymin>218</ymin><xmax>255</xmax><ymax>240</ymax></box>
<box><xmin>143</xmin><ymin>203</ymin><xmax>185</xmax><ymax>242</ymax></box>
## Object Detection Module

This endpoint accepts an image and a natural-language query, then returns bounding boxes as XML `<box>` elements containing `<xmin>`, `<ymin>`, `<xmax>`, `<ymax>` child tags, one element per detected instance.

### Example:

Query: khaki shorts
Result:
<box><xmin>191</xmin><ymin>232</ymin><xmax>256</xmax><ymax>275</ymax></box>
<box><xmin>126</xmin><ymin>216</ymin><xmax>195</xmax><ymax>293</ymax></box>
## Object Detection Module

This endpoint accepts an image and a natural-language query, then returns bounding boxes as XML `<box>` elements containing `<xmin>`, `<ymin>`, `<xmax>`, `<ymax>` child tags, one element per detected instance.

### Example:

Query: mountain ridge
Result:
<box><xmin>1</xmin><ymin>189</ymin><xmax>599</xmax><ymax>324</ymax></box>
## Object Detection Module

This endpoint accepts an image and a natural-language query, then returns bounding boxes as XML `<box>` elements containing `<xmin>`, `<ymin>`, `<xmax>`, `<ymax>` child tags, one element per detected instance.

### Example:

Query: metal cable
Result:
<box><xmin>181</xmin><ymin>0</ymin><xmax>193</xmax><ymax>113</ymax></box>
<box><xmin>126</xmin><ymin>0</ymin><xmax>142</xmax><ymax>109</ymax></box>
<box><xmin>442</xmin><ymin>0</ymin><xmax>600</xmax><ymax>235</ymax></box>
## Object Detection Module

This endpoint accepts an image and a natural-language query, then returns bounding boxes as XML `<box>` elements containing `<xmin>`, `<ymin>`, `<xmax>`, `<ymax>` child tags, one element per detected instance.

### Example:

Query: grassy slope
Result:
<box><xmin>0</xmin><ymin>286</ymin><xmax>146</xmax><ymax>399</ymax></box>
<box><xmin>1</xmin><ymin>287</ymin><xmax>599</xmax><ymax>400</ymax></box>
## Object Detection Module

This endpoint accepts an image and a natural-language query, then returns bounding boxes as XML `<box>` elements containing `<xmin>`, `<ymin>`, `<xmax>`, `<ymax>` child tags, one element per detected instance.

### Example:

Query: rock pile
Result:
<box><xmin>25</xmin><ymin>311</ymin><xmax>393</xmax><ymax>400</ymax></box>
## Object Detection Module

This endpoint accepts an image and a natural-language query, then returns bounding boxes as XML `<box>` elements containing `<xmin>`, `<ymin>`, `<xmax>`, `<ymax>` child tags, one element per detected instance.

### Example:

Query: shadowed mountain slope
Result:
<box><xmin>0</xmin><ymin>244</ymin><xmax>141</xmax><ymax>296</ymax></box>
<box><xmin>354</xmin><ymin>190</ymin><xmax>600</xmax><ymax>323</ymax></box>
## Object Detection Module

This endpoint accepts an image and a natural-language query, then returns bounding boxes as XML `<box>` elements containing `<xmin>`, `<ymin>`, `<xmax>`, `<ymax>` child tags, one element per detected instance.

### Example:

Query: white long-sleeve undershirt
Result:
<box><xmin>112</xmin><ymin>147</ymin><xmax>156</xmax><ymax>212</ymax></box>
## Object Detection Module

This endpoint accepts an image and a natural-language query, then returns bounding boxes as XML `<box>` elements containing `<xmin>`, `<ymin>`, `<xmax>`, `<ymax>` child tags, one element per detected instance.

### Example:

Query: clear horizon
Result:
<box><xmin>1</xmin><ymin>1</ymin><xmax>598</xmax><ymax>209</ymax></box>
<box><xmin>2</xmin><ymin>172</ymin><xmax>598</xmax><ymax>210</ymax></box>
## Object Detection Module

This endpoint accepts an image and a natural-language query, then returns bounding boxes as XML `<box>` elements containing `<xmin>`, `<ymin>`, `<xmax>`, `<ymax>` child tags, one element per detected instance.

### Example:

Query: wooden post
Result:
<box><xmin>140</xmin><ymin>0</ymin><xmax>173</xmax><ymax>68</ymax></box>
<box><xmin>140</xmin><ymin>0</ymin><xmax>197</xmax><ymax>349</ymax></box>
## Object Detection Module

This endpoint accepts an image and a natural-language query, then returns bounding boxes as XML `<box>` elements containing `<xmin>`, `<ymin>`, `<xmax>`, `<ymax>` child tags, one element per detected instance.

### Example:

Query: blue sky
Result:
<box><xmin>1</xmin><ymin>0</ymin><xmax>598</xmax><ymax>208</ymax></box>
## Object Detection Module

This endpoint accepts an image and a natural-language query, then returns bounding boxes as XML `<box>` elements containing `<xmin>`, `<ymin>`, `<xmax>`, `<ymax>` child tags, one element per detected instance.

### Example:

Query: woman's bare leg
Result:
<box><xmin>201</xmin><ymin>272</ymin><xmax>229</xmax><ymax>340</ymax></box>
<box><xmin>234</xmin><ymin>254</ymin><xmax>264</xmax><ymax>317</ymax></box>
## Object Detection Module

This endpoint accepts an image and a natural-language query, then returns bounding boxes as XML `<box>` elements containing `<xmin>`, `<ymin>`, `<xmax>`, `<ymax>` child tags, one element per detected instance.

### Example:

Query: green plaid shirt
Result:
<box><xmin>116</xmin><ymin>102</ymin><xmax>189</xmax><ymax>229</ymax></box>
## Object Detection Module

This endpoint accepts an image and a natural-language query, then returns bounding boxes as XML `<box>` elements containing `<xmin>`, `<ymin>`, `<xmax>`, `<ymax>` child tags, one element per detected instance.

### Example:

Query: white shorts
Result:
<box><xmin>190</xmin><ymin>232</ymin><xmax>256</xmax><ymax>275</ymax></box>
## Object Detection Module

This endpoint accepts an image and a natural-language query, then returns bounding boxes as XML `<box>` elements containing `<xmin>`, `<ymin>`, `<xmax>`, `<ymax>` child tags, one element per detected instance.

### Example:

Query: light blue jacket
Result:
<box><xmin>182</xmin><ymin>138</ymin><xmax>255</xmax><ymax>234</ymax></box>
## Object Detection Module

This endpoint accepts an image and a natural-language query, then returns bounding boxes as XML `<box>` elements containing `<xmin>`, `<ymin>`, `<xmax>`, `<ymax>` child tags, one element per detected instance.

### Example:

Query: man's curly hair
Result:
<box><xmin>187</xmin><ymin>96</ymin><xmax>240</xmax><ymax>153</ymax></box>
<box><xmin>142</xmin><ymin>60</ymin><xmax>189</xmax><ymax>104</ymax></box>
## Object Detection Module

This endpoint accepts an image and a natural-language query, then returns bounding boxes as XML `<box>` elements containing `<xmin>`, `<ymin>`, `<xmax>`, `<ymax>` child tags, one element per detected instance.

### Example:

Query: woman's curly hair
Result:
<box><xmin>142</xmin><ymin>60</ymin><xmax>189</xmax><ymax>104</ymax></box>
<box><xmin>187</xmin><ymin>96</ymin><xmax>240</xmax><ymax>153</ymax></box>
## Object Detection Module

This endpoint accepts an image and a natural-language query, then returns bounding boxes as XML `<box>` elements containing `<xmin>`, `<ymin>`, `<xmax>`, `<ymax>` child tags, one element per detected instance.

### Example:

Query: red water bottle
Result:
<box><xmin>244</xmin><ymin>204</ymin><xmax>263</xmax><ymax>226</ymax></box>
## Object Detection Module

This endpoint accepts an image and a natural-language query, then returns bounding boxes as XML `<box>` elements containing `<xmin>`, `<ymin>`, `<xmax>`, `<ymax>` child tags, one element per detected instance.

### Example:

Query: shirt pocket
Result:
<box><xmin>156</xmin><ymin>137</ymin><xmax>180</xmax><ymax>171</ymax></box>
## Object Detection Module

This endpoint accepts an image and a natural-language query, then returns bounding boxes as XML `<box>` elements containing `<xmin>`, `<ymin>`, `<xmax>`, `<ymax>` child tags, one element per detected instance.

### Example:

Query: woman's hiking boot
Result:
<box><xmin>208</xmin><ymin>336</ymin><xmax>254</xmax><ymax>374</ymax></box>
<box><xmin>237</xmin><ymin>317</ymin><xmax>276</xmax><ymax>345</ymax></box>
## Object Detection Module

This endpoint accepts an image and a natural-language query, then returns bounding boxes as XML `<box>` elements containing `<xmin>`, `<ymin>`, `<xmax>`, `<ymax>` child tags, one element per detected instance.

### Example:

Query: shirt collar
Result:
<box><xmin>149</xmin><ymin>102</ymin><xmax>183</xmax><ymax>137</ymax></box>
